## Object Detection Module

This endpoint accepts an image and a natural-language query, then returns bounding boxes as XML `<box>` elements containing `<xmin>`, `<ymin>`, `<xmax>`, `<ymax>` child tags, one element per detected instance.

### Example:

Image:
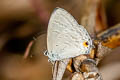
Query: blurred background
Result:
<box><xmin>0</xmin><ymin>0</ymin><xmax>120</xmax><ymax>80</ymax></box>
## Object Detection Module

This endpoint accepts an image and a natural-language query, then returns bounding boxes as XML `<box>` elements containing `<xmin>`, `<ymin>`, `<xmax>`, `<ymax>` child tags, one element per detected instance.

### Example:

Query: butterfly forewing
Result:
<box><xmin>47</xmin><ymin>7</ymin><xmax>93</xmax><ymax>61</ymax></box>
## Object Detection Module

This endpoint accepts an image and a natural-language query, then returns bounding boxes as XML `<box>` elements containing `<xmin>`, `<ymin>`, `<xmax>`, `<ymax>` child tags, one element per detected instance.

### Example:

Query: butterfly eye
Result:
<box><xmin>83</xmin><ymin>41</ymin><xmax>88</xmax><ymax>47</ymax></box>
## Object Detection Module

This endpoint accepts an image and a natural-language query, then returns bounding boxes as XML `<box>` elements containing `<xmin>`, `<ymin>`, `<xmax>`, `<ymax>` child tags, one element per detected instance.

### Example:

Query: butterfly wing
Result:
<box><xmin>47</xmin><ymin>7</ymin><xmax>92</xmax><ymax>61</ymax></box>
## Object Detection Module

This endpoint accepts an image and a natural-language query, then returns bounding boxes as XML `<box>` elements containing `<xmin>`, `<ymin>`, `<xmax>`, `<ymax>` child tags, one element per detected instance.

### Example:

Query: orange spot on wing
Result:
<box><xmin>83</xmin><ymin>41</ymin><xmax>88</xmax><ymax>47</ymax></box>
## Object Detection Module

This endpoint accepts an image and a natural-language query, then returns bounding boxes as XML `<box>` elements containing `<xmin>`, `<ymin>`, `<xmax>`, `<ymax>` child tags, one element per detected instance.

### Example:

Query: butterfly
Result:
<box><xmin>46</xmin><ymin>7</ymin><xmax>93</xmax><ymax>61</ymax></box>
<box><xmin>45</xmin><ymin>7</ymin><xmax>93</xmax><ymax>80</ymax></box>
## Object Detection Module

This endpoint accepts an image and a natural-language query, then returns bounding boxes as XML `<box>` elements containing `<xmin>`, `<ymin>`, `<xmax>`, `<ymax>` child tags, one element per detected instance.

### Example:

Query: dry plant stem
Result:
<box><xmin>81</xmin><ymin>59</ymin><xmax>102</xmax><ymax>80</ymax></box>
<box><xmin>67</xmin><ymin>59</ymin><xmax>74</xmax><ymax>72</ymax></box>
<box><xmin>72</xmin><ymin>59</ymin><xmax>102</xmax><ymax>80</ymax></box>
<box><xmin>73</xmin><ymin>55</ymin><xmax>88</xmax><ymax>72</ymax></box>
<box><xmin>52</xmin><ymin>59</ymin><xmax>70</xmax><ymax>80</ymax></box>
<box><xmin>97</xmin><ymin>23</ymin><xmax>120</xmax><ymax>48</ymax></box>
<box><xmin>81</xmin><ymin>0</ymin><xmax>98</xmax><ymax>37</ymax></box>
<box><xmin>95</xmin><ymin>42</ymin><xmax>112</xmax><ymax>64</ymax></box>
<box><xmin>71</xmin><ymin>72</ymin><xmax>84</xmax><ymax>80</ymax></box>
<box><xmin>95</xmin><ymin>23</ymin><xmax>120</xmax><ymax>62</ymax></box>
